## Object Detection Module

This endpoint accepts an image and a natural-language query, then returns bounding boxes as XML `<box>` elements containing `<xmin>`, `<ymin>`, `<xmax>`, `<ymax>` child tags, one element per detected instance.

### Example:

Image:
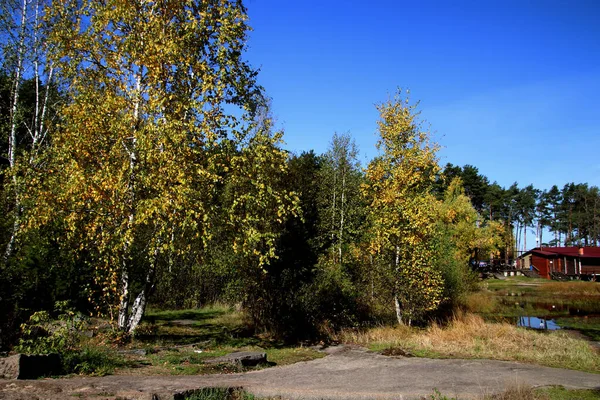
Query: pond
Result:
<box><xmin>482</xmin><ymin>278</ymin><xmax>600</xmax><ymax>340</ymax></box>
<box><xmin>491</xmin><ymin>288</ymin><xmax>600</xmax><ymax>316</ymax></box>
<box><xmin>517</xmin><ymin>316</ymin><xmax>561</xmax><ymax>330</ymax></box>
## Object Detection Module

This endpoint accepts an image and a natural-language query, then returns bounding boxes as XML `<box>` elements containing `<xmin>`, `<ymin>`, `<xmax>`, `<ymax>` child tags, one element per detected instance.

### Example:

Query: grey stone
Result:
<box><xmin>82</xmin><ymin>330</ymin><xmax>94</xmax><ymax>338</ymax></box>
<box><xmin>118</xmin><ymin>349</ymin><xmax>147</xmax><ymax>356</ymax></box>
<box><xmin>0</xmin><ymin>353</ymin><xmax>62</xmax><ymax>379</ymax></box>
<box><xmin>205</xmin><ymin>351</ymin><xmax>267</xmax><ymax>366</ymax></box>
<box><xmin>0</xmin><ymin>355</ymin><xmax>18</xmax><ymax>379</ymax></box>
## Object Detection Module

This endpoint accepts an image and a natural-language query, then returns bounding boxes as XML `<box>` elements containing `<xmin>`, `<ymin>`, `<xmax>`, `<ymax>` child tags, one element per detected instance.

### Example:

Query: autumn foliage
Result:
<box><xmin>1</xmin><ymin>1</ymin><xmax>510</xmax><ymax>348</ymax></box>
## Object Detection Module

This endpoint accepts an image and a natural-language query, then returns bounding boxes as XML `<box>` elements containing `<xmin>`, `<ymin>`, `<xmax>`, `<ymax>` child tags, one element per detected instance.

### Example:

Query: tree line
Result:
<box><xmin>436</xmin><ymin>164</ymin><xmax>600</xmax><ymax>255</ymax></box>
<box><xmin>0</xmin><ymin>0</ymin><xmax>595</xmax><ymax>349</ymax></box>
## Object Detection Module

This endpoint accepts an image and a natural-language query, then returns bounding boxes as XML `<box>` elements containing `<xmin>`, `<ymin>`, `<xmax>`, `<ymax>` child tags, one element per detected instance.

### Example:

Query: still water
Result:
<box><xmin>518</xmin><ymin>316</ymin><xmax>561</xmax><ymax>330</ymax></box>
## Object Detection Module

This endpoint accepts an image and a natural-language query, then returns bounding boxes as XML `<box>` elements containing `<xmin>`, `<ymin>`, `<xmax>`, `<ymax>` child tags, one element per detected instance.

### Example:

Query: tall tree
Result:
<box><xmin>536</xmin><ymin>189</ymin><xmax>551</xmax><ymax>246</ymax></box>
<box><xmin>460</xmin><ymin>165</ymin><xmax>489</xmax><ymax>213</ymax></box>
<box><xmin>33</xmin><ymin>0</ymin><xmax>295</xmax><ymax>333</ymax></box>
<box><xmin>363</xmin><ymin>92</ymin><xmax>443</xmax><ymax>326</ymax></box>
<box><xmin>560</xmin><ymin>183</ymin><xmax>577</xmax><ymax>246</ymax></box>
<box><xmin>515</xmin><ymin>184</ymin><xmax>538</xmax><ymax>253</ymax></box>
<box><xmin>545</xmin><ymin>185</ymin><xmax>562</xmax><ymax>246</ymax></box>
<box><xmin>435</xmin><ymin>177</ymin><xmax>502</xmax><ymax>303</ymax></box>
<box><xmin>1</xmin><ymin>0</ymin><xmax>55</xmax><ymax>261</ymax></box>
<box><xmin>318</xmin><ymin>132</ymin><xmax>363</xmax><ymax>264</ymax></box>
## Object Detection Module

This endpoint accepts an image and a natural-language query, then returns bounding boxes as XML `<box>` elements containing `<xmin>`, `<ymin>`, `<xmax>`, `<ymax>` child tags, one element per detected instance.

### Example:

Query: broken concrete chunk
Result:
<box><xmin>205</xmin><ymin>351</ymin><xmax>267</xmax><ymax>366</ymax></box>
<box><xmin>0</xmin><ymin>353</ymin><xmax>62</xmax><ymax>379</ymax></box>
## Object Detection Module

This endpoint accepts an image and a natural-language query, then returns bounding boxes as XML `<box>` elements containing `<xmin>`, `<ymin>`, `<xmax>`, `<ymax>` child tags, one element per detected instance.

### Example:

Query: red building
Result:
<box><xmin>519</xmin><ymin>247</ymin><xmax>600</xmax><ymax>279</ymax></box>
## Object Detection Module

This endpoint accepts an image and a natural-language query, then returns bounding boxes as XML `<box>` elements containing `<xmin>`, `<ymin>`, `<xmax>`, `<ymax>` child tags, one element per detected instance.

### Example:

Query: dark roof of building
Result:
<box><xmin>520</xmin><ymin>246</ymin><xmax>600</xmax><ymax>259</ymax></box>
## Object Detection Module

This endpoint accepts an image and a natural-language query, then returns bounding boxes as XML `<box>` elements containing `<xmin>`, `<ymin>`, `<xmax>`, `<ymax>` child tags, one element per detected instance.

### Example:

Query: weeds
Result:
<box><xmin>180</xmin><ymin>387</ymin><xmax>256</xmax><ymax>400</ymax></box>
<box><xmin>62</xmin><ymin>346</ymin><xmax>127</xmax><ymax>376</ymax></box>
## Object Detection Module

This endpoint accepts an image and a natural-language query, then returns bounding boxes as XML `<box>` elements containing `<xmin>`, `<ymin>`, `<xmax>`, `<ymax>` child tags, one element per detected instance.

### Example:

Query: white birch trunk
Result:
<box><xmin>127</xmin><ymin>290</ymin><xmax>147</xmax><ymax>334</ymax></box>
<box><xmin>127</xmin><ymin>259</ymin><xmax>155</xmax><ymax>333</ymax></box>
<box><xmin>118</xmin><ymin>73</ymin><xmax>141</xmax><ymax>331</ymax></box>
<box><xmin>339</xmin><ymin>167</ymin><xmax>345</xmax><ymax>264</ymax></box>
<box><xmin>394</xmin><ymin>245</ymin><xmax>403</xmax><ymax>325</ymax></box>
<box><xmin>394</xmin><ymin>295</ymin><xmax>403</xmax><ymax>325</ymax></box>
<box><xmin>117</xmin><ymin>269</ymin><xmax>130</xmax><ymax>330</ymax></box>
<box><xmin>331</xmin><ymin>167</ymin><xmax>337</xmax><ymax>262</ymax></box>
<box><xmin>3</xmin><ymin>0</ymin><xmax>28</xmax><ymax>262</ymax></box>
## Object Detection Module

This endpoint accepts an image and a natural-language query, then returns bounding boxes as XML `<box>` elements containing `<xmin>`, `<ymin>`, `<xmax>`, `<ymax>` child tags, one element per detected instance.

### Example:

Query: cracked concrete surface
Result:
<box><xmin>0</xmin><ymin>346</ymin><xmax>598</xmax><ymax>399</ymax></box>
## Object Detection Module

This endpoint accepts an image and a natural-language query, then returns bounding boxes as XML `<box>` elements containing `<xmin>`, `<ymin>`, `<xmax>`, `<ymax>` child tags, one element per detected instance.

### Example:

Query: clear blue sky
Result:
<box><xmin>244</xmin><ymin>0</ymin><xmax>600</xmax><ymax>192</ymax></box>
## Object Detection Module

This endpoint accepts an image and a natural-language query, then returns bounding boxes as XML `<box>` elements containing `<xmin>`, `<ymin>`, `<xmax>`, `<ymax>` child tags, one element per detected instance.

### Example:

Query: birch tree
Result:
<box><xmin>33</xmin><ymin>0</ymin><xmax>293</xmax><ymax>333</ymax></box>
<box><xmin>363</xmin><ymin>92</ymin><xmax>444</xmax><ymax>325</ymax></box>
<box><xmin>318</xmin><ymin>132</ymin><xmax>362</xmax><ymax>264</ymax></box>
<box><xmin>1</xmin><ymin>0</ymin><xmax>55</xmax><ymax>261</ymax></box>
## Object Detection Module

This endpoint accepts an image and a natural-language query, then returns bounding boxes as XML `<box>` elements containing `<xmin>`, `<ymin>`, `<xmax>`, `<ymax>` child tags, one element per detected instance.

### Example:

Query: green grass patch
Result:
<box><xmin>145</xmin><ymin>304</ymin><xmax>233</xmax><ymax>322</ymax></box>
<box><xmin>557</xmin><ymin>317</ymin><xmax>600</xmax><ymax>341</ymax></box>
<box><xmin>62</xmin><ymin>346</ymin><xmax>129</xmax><ymax>376</ymax></box>
<box><xmin>102</xmin><ymin>305</ymin><xmax>325</xmax><ymax>375</ymax></box>
<box><xmin>145</xmin><ymin>345</ymin><xmax>323</xmax><ymax>375</ymax></box>
<box><xmin>135</xmin><ymin>306</ymin><xmax>257</xmax><ymax>348</ymax></box>
<box><xmin>265</xmin><ymin>347</ymin><xmax>325</xmax><ymax>365</ymax></box>
<box><xmin>484</xmin><ymin>276</ymin><xmax>546</xmax><ymax>289</ymax></box>
<box><xmin>535</xmin><ymin>386</ymin><xmax>600</xmax><ymax>400</ymax></box>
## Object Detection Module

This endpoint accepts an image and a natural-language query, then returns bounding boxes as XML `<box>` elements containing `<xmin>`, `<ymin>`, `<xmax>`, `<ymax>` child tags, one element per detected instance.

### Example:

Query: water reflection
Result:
<box><xmin>518</xmin><ymin>316</ymin><xmax>561</xmax><ymax>330</ymax></box>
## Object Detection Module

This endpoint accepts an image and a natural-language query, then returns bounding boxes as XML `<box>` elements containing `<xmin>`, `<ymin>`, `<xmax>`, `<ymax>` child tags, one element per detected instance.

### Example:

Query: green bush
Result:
<box><xmin>12</xmin><ymin>301</ymin><xmax>124</xmax><ymax>376</ymax></box>
<box><xmin>15</xmin><ymin>301</ymin><xmax>87</xmax><ymax>354</ymax></box>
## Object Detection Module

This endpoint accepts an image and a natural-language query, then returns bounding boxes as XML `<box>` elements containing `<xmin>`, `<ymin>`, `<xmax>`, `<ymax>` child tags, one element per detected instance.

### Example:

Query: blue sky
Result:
<box><xmin>243</xmin><ymin>0</ymin><xmax>600</xmax><ymax>192</ymax></box>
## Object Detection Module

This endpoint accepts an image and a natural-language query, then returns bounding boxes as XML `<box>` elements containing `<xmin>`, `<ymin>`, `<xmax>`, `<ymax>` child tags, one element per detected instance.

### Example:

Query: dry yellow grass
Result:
<box><xmin>337</xmin><ymin>313</ymin><xmax>600</xmax><ymax>373</ymax></box>
<box><xmin>337</xmin><ymin>323</ymin><xmax>413</xmax><ymax>347</ymax></box>
<box><xmin>540</xmin><ymin>281</ymin><xmax>600</xmax><ymax>296</ymax></box>
<box><xmin>481</xmin><ymin>385</ymin><xmax>547</xmax><ymax>400</ymax></box>
<box><xmin>463</xmin><ymin>291</ymin><xmax>498</xmax><ymax>313</ymax></box>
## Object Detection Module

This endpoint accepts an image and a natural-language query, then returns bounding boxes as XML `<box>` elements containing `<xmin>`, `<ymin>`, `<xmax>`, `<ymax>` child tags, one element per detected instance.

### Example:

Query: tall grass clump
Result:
<box><xmin>414</xmin><ymin>314</ymin><xmax>599</xmax><ymax>372</ymax></box>
<box><xmin>338</xmin><ymin>313</ymin><xmax>600</xmax><ymax>373</ymax></box>
<box><xmin>462</xmin><ymin>291</ymin><xmax>498</xmax><ymax>314</ymax></box>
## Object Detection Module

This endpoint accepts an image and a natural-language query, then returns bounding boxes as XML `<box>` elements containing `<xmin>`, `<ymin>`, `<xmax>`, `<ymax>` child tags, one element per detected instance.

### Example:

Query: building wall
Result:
<box><xmin>522</xmin><ymin>254</ymin><xmax>531</xmax><ymax>269</ymax></box>
<box><xmin>582</xmin><ymin>258</ymin><xmax>600</xmax><ymax>275</ymax></box>
<box><xmin>531</xmin><ymin>255</ymin><xmax>550</xmax><ymax>279</ymax></box>
<box><xmin>565</xmin><ymin>258</ymin><xmax>577</xmax><ymax>275</ymax></box>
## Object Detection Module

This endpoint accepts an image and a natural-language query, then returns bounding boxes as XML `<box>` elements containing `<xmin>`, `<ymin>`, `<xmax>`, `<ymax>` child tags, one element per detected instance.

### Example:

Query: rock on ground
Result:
<box><xmin>205</xmin><ymin>351</ymin><xmax>267</xmax><ymax>367</ymax></box>
<box><xmin>0</xmin><ymin>354</ymin><xmax>61</xmax><ymax>380</ymax></box>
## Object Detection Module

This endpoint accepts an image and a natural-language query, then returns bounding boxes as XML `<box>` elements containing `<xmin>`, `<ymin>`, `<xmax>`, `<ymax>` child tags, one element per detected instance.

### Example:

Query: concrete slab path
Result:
<box><xmin>0</xmin><ymin>346</ymin><xmax>598</xmax><ymax>400</ymax></box>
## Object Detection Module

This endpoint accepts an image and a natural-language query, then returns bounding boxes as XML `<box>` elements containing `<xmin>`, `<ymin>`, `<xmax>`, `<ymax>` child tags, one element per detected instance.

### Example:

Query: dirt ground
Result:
<box><xmin>0</xmin><ymin>346</ymin><xmax>598</xmax><ymax>400</ymax></box>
